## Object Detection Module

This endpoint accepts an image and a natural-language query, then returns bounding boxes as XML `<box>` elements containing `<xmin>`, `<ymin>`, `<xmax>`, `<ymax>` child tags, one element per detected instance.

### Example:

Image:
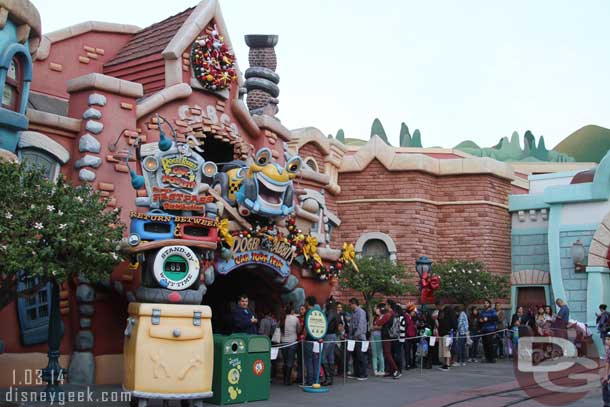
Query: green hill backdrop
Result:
<box><xmin>554</xmin><ymin>125</ymin><xmax>610</xmax><ymax>163</ymax></box>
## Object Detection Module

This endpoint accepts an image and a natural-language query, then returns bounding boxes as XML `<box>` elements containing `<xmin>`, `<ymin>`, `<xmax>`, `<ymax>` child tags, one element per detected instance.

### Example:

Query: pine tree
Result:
<box><xmin>336</xmin><ymin>129</ymin><xmax>345</xmax><ymax>143</ymax></box>
<box><xmin>399</xmin><ymin>123</ymin><xmax>411</xmax><ymax>147</ymax></box>
<box><xmin>370</xmin><ymin>118</ymin><xmax>390</xmax><ymax>145</ymax></box>
<box><xmin>411</xmin><ymin>129</ymin><xmax>422</xmax><ymax>147</ymax></box>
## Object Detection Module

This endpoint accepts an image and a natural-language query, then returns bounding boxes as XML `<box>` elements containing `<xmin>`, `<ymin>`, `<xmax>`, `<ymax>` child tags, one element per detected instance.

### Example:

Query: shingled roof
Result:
<box><xmin>104</xmin><ymin>7</ymin><xmax>195</xmax><ymax>67</ymax></box>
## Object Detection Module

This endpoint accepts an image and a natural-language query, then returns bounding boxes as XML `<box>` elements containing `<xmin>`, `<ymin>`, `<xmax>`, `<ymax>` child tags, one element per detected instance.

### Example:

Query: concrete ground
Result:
<box><xmin>0</xmin><ymin>360</ymin><xmax>606</xmax><ymax>407</ymax></box>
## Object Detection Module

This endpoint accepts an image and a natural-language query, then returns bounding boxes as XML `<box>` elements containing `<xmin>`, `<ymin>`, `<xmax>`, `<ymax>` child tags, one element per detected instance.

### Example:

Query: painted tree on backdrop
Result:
<box><xmin>432</xmin><ymin>260</ymin><xmax>509</xmax><ymax>307</ymax></box>
<box><xmin>339</xmin><ymin>256</ymin><xmax>416</xmax><ymax>321</ymax></box>
<box><xmin>0</xmin><ymin>161</ymin><xmax>125</xmax><ymax>310</ymax></box>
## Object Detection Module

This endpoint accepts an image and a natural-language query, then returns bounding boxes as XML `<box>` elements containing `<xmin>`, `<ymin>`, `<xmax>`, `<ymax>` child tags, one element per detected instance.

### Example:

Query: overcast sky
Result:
<box><xmin>33</xmin><ymin>0</ymin><xmax>610</xmax><ymax>149</ymax></box>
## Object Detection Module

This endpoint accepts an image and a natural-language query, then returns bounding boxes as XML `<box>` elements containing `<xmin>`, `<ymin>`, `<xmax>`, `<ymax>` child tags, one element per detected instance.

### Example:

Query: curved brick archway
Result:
<box><xmin>510</xmin><ymin>269</ymin><xmax>550</xmax><ymax>286</ymax></box>
<box><xmin>587</xmin><ymin>212</ymin><xmax>610</xmax><ymax>267</ymax></box>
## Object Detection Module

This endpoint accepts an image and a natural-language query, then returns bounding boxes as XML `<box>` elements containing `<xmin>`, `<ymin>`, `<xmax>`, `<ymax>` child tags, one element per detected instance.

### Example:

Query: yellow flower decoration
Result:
<box><xmin>218</xmin><ymin>218</ymin><xmax>234</xmax><ymax>248</ymax></box>
<box><xmin>340</xmin><ymin>242</ymin><xmax>359</xmax><ymax>272</ymax></box>
<box><xmin>303</xmin><ymin>235</ymin><xmax>323</xmax><ymax>265</ymax></box>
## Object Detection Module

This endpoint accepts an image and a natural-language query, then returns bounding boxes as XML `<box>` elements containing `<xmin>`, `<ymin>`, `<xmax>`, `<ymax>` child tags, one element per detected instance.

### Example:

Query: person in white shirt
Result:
<box><xmin>281</xmin><ymin>304</ymin><xmax>300</xmax><ymax>385</ymax></box>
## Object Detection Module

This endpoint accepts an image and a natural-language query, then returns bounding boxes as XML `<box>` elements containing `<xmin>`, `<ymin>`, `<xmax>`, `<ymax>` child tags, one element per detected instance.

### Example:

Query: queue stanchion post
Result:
<box><xmin>343</xmin><ymin>338</ymin><xmax>347</xmax><ymax>385</ymax></box>
<box><xmin>301</xmin><ymin>339</ymin><xmax>305</xmax><ymax>387</ymax></box>
<box><xmin>313</xmin><ymin>340</ymin><xmax>323</xmax><ymax>389</ymax></box>
<box><xmin>302</xmin><ymin>309</ymin><xmax>329</xmax><ymax>393</ymax></box>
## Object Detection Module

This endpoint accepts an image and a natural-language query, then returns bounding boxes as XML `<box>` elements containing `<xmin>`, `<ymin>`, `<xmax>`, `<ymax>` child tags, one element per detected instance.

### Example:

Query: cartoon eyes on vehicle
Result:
<box><xmin>286</xmin><ymin>156</ymin><xmax>302</xmax><ymax>174</ymax></box>
<box><xmin>255</xmin><ymin>148</ymin><xmax>272</xmax><ymax>166</ymax></box>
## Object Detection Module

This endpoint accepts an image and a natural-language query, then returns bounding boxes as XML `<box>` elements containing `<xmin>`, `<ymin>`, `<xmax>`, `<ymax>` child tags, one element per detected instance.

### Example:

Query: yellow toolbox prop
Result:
<box><xmin>123</xmin><ymin>303</ymin><xmax>214</xmax><ymax>407</ymax></box>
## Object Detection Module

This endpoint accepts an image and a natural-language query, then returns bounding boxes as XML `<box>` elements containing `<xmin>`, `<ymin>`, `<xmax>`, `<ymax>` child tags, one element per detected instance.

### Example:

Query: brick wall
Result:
<box><xmin>298</xmin><ymin>143</ymin><xmax>326</xmax><ymax>174</ymax></box>
<box><xmin>332</xmin><ymin>159</ymin><xmax>512</xmax><ymax>304</ymax></box>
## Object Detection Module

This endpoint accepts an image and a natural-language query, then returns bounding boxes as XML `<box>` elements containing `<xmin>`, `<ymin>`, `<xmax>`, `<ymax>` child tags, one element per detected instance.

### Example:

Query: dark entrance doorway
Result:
<box><xmin>204</xmin><ymin>265</ymin><xmax>284</xmax><ymax>334</ymax></box>
<box><xmin>516</xmin><ymin>286</ymin><xmax>547</xmax><ymax>312</ymax></box>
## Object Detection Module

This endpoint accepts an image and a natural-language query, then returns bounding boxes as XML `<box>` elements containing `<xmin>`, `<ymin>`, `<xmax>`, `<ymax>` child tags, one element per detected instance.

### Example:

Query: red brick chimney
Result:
<box><xmin>244</xmin><ymin>35</ymin><xmax>280</xmax><ymax>115</ymax></box>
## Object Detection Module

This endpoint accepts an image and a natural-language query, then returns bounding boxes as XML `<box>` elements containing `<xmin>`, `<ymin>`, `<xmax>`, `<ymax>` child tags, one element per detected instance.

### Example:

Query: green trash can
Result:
<box><xmin>245</xmin><ymin>335</ymin><xmax>271</xmax><ymax>402</ymax></box>
<box><xmin>209</xmin><ymin>334</ymin><xmax>248</xmax><ymax>405</ymax></box>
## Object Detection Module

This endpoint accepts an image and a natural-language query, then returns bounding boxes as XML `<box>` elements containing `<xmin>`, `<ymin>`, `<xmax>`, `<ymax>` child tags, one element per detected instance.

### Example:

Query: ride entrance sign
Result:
<box><xmin>303</xmin><ymin>308</ymin><xmax>329</xmax><ymax>394</ymax></box>
<box><xmin>304</xmin><ymin>309</ymin><xmax>327</xmax><ymax>340</ymax></box>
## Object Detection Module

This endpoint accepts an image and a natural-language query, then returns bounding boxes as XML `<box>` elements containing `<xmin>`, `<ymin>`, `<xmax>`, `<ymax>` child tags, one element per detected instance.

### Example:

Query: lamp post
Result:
<box><xmin>415</xmin><ymin>256</ymin><xmax>432</xmax><ymax>305</ymax></box>
<box><xmin>571</xmin><ymin>240</ymin><xmax>586</xmax><ymax>273</ymax></box>
<box><xmin>42</xmin><ymin>279</ymin><xmax>65</xmax><ymax>397</ymax></box>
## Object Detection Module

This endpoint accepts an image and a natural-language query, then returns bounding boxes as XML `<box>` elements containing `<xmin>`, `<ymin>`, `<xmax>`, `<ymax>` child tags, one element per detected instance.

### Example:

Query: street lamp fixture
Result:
<box><xmin>571</xmin><ymin>240</ymin><xmax>586</xmax><ymax>273</ymax></box>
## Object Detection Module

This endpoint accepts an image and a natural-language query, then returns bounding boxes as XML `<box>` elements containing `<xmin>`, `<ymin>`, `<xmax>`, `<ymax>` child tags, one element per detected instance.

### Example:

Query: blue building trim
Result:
<box><xmin>509</xmin><ymin>194</ymin><xmax>549</xmax><ymax>211</ymax></box>
<box><xmin>548</xmin><ymin>204</ymin><xmax>566</xmax><ymax>302</ymax></box>
<box><xmin>512</xmin><ymin>227</ymin><xmax>548</xmax><ymax>236</ymax></box>
<box><xmin>0</xmin><ymin>107</ymin><xmax>27</xmax><ymax>129</ymax></box>
<box><xmin>0</xmin><ymin>42</ymin><xmax>33</xmax><ymax>115</ymax></box>
<box><xmin>586</xmin><ymin>266</ymin><xmax>610</xmax><ymax>357</ymax></box>
<box><xmin>559</xmin><ymin>224</ymin><xmax>599</xmax><ymax>233</ymax></box>
<box><xmin>592</xmin><ymin>150</ymin><xmax>610</xmax><ymax>199</ymax></box>
<box><xmin>529</xmin><ymin>170</ymin><xmax>583</xmax><ymax>181</ymax></box>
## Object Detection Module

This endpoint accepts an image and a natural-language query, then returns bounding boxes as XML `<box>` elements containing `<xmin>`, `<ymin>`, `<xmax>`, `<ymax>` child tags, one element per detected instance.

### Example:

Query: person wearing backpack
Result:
<box><xmin>388</xmin><ymin>299</ymin><xmax>405</xmax><ymax>373</ymax></box>
<box><xmin>373</xmin><ymin>302</ymin><xmax>401</xmax><ymax>379</ymax></box>
<box><xmin>597</xmin><ymin>304</ymin><xmax>610</xmax><ymax>342</ymax></box>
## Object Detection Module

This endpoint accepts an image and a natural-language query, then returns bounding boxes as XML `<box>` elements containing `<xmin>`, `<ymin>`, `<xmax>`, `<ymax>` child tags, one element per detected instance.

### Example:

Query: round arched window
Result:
<box><xmin>304</xmin><ymin>157</ymin><xmax>319</xmax><ymax>172</ymax></box>
<box><xmin>3</xmin><ymin>58</ymin><xmax>21</xmax><ymax>111</ymax></box>
<box><xmin>362</xmin><ymin>239</ymin><xmax>390</xmax><ymax>259</ymax></box>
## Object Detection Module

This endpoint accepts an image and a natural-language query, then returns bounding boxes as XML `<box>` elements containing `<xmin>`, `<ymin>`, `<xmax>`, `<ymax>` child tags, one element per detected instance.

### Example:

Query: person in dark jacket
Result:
<box><xmin>303</xmin><ymin>296</ymin><xmax>320</xmax><ymax>385</ymax></box>
<box><xmin>388</xmin><ymin>299</ymin><xmax>405</xmax><ymax>373</ymax></box>
<box><xmin>479</xmin><ymin>299</ymin><xmax>498</xmax><ymax>363</ymax></box>
<box><xmin>437</xmin><ymin>303</ymin><xmax>457</xmax><ymax>370</ymax></box>
<box><xmin>334</xmin><ymin>303</ymin><xmax>348</xmax><ymax>375</ymax></box>
<box><xmin>232</xmin><ymin>294</ymin><xmax>257</xmax><ymax>334</ymax></box>
<box><xmin>403</xmin><ymin>304</ymin><xmax>418</xmax><ymax>369</ymax></box>
<box><xmin>321</xmin><ymin>299</ymin><xmax>338</xmax><ymax>386</ymax></box>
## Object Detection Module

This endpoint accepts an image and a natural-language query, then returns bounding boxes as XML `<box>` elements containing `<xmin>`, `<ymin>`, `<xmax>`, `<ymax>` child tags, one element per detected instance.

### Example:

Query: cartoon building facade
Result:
<box><xmin>0</xmin><ymin>0</ymin><xmax>596</xmax><ymax>387</ymax></box>
<box><xmin>509</xmin><ymin>154</ymin><xmax>610</xmax><ymax>354</ymax></box>
<box><xmin>0</xmin><ymin>0</ymin><xmax>41</xmax><ymax>158</ymax></box>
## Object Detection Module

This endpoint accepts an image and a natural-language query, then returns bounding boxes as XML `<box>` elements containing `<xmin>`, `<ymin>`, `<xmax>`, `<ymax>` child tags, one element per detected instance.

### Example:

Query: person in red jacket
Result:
<box><xmin>404</xmin><ymin>304</ymin><xmax>418</xmax><ymax>369</ymax></box>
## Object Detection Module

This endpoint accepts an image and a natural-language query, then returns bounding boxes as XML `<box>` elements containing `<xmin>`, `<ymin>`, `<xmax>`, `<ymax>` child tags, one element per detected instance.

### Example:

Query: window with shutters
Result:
<box><xmin>16</xmin><ymin>277</ymin><xmax>52</xmax><ymax>345</ymax></box>
<box><xmin>2</xmin><ymin>58</ymin><xmax>21</xmax><ymax>111</ymax></box>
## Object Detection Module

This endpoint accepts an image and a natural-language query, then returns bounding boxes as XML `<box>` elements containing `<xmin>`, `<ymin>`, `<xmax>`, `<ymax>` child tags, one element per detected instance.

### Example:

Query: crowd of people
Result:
<box><xmin>231</xmin><ymin>293</ymin><xmax>603</xmax><ymax>388</ymax></box>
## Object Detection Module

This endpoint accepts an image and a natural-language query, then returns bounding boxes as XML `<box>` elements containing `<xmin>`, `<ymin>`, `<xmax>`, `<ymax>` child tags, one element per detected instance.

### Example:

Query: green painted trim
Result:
<box><xmin>509</xmin><ymin>194</ymin><xmax>549</xmax><ymax>211</ymax></box>
<box><xmin>511</xmin><ymin>286</ymin><xmax>517</xmax><ymax>316</ymax></box>
<box><xmin>559</xmin><ymin>224</ymin><xmax>599</xmax><ymax>233</ymax></box>
<box><xmin>512</xmin><ymin>228</ymin><xmax>548</xmax><ymax>236</ymax></box>
<box><xmin>548</xmin><ymin>204</ymin><xmax>566</xmax><ymax>302</ymax></box>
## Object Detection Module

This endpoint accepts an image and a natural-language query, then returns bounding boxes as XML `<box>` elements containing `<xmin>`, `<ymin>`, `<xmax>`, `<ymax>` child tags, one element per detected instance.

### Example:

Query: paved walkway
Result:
<box><xmin>1</xmin><ymin>360</ymin><xmax>605</xmax><ymax>406</ymax></box>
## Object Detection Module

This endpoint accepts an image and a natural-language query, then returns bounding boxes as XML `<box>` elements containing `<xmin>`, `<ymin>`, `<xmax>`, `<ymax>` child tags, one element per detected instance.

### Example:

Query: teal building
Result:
<box><xmin>510</xmin><ymin>151</ymin><xmax>610</xmax><ymax>354</ymax></box>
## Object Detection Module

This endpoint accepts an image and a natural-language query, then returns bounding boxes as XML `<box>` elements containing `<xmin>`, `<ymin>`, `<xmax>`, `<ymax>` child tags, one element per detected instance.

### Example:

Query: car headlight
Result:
<box><xmin>143</xmin><ymin>156</ymin><xmax>159</xmax><ymax>172</ymax></box>
<box><xmin>128</xmin><ymin>233</ymin><xmax>141</xmax><ymax>246</ymax></box>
